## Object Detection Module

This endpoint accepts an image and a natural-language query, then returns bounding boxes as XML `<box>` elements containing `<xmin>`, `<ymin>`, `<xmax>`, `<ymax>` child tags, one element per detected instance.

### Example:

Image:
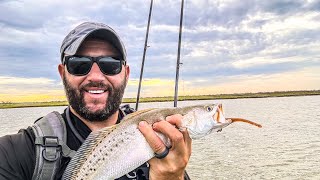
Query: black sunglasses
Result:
<box><xmin>63</xmin><ymin>55</ymin><xmax>126</xmax><ymax>76</ymax></box>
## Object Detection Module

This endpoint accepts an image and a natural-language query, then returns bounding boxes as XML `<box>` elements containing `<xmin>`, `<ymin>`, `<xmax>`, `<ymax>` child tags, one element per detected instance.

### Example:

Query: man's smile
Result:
<box><xmin>82</xmin><ymin>85</ymin><xmax>110</xmax><ymax>96</ymax></box>
<box><xmin>88</xmin><ymin>90</ymin><xmax>105</xmax><ymax>94</ymax></box>
<box><xmin>84</xmin><ymin>88</ymin><xmax>109</xmax><ymax>100</ymax></box>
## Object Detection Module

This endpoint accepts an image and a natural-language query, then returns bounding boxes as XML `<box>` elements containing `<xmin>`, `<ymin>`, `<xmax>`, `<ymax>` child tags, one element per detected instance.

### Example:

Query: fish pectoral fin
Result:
<box><xmin>228</xmin><ymin>118</ymin><xmax>262</xmax><ymax>128</ymax></box>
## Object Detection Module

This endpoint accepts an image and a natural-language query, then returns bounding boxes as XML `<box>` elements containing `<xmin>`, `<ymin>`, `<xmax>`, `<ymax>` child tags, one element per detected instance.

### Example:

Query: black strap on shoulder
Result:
<box><xmin>31</xmin><ymin>111</ymin><xmax>76</xmax><ymax>180</ymax></box>
<box><xmin>120</xmin><ymin>104</ymin><xmax>136</xmax><ymax>115</ymax></box>
<box><xmin>65</xmin><ymin>106</ymin><xmax>85</xmax><ymax>143</ymax></box>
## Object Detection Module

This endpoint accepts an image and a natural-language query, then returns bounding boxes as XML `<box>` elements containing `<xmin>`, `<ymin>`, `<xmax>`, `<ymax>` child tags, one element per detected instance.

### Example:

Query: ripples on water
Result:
<box><xmin>1</xmin><ymin>96</ymin><xmax>319</xmax><ymax>179</ymax></box>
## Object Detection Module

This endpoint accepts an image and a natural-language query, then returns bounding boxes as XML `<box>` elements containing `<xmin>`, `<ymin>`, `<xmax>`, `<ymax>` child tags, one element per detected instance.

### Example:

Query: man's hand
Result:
<box><xmin>138</xmin><ymin>114</ymin><xmax>192</xmax><ymax>180</ymax></box>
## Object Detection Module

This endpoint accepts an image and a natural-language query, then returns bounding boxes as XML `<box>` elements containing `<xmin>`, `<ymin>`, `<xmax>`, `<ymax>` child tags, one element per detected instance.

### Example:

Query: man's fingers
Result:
<box><xmin>139</xmin><ymin>115</ymin><xmax>191</xmax><ymax>179</ymax></box>
<box><xmin>166</xmin><ymin>114</ymin><xmax>191</xmax><ymax>145</ymax></box>
<box><xmin>181</xmin><ymin>128</ymin><xmax>192</xmax><ymax>156</ymax></box>
<box><xmin>165</xmin><ymin>114</ymin><xmax>183</xmax><ymax>127</ymax></box>
<box><xmin>138</xmin><ymin>121</ymin><xmax>167</xmax><ymax>155</ymax></box>
<box><xmin>152</xmin><ymin>120</ymin><xmax>185</xmax><ymax>149</ymax></box>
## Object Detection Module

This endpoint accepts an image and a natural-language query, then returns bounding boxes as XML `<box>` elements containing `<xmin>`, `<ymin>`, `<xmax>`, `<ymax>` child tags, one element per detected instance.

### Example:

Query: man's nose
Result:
<box><xmin>86</xmin><ymin>63</ymin><xmax>105</xmax><ymax>81</ymax></box>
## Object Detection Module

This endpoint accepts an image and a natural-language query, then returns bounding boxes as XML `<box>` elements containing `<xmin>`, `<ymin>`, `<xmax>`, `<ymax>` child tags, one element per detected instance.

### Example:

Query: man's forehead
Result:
<box><xmin>81</xmin><ymin>39</ymin><xmax>113</xmax><ymax>47</ymax></box>
<box><xmin>78</xmin><ymin>39</ymin><xmax>120</xmax><ymax>54</ymax></box>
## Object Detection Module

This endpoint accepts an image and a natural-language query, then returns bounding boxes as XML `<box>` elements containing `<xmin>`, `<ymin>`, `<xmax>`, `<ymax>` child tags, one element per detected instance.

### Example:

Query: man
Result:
<box><xmin>0</xmin><ymin>22</ymin><xmax>191</xmax><ymax>180</ymax></box>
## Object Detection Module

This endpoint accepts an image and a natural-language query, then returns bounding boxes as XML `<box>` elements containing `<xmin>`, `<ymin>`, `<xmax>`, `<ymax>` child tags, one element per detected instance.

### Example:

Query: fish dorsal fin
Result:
<box><xmin>122</xmin><ymin>108</ymin><xmax>156</xmax><ymax>120</ymax></box>
<box><xmin>63</xmin><ymin>125</ymin><xmax>117</xmax><ymax>179</ymax></box>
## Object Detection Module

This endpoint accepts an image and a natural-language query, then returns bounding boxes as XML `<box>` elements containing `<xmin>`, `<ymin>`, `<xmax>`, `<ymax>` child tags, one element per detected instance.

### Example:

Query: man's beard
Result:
<box><xmin>63</xmin><ymin>75</ymin><xmax>126</xmax><ymax>122</ymax></box>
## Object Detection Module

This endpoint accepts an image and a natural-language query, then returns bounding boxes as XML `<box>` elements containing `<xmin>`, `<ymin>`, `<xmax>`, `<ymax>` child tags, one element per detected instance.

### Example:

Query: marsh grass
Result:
<box><xmin>1</xmin><ymin>90</ymin><xmax>319</xmax><ymax>109</ymax></box>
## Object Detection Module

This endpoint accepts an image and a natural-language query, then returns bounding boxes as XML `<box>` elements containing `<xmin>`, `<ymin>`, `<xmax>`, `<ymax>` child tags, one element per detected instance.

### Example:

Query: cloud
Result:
<box><xmin>0</xmin><ymin>76</ymin><xmax>62</xmax><ymax>94</ymax></box>
<box><xmin>0</xmin><ymin>76</ymin><xmax>55</xmax><ymax>85</ymax></box>
<box><xmin>177</xmin><ymin>66</ymin><xmax>320</xmax><ymax>96</ymax></box>
<box><xmin>0</xmin><ymin>0</ymin><xmax>319</xmax><ymax>100</ymax></box>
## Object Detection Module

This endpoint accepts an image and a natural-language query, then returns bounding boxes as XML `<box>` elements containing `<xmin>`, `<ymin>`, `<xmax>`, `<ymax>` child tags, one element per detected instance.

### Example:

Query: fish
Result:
<box><xmin>62</xmin><ymin>103</ymin><xmax>261</xmax><ymax>180</ymax></box>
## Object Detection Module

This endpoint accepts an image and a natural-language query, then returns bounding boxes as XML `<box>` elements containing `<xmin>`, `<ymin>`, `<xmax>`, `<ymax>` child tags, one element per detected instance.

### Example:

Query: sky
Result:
<box><xmin>0</xmin><ymin>0</ymin><xmax>320</xmax><ymax>102</ymax></box>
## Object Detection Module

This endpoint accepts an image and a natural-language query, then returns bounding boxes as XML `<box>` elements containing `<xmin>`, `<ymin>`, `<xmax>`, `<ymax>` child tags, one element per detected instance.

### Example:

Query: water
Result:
<box><xmin>1</xmin><ymin>96</ymin><xmax>319</xmax><ymax>179</ymax></box>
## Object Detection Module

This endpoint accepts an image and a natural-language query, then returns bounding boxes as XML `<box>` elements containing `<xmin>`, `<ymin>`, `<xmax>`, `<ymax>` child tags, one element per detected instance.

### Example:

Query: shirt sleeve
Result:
<box><xmin>0</xmin><ymin>127</ymin><xmax>36</xmax><ymax>180</ymax></box>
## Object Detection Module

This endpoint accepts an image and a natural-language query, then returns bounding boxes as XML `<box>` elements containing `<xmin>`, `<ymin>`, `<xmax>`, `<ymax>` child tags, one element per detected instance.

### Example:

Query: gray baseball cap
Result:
<box><xmin>60</xmin><ymin>22</ymin><xmax>127</xmax><ymax>63</ymax></box>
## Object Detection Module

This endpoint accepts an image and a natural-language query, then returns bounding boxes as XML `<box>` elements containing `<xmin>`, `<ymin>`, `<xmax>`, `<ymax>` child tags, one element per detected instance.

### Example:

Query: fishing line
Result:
<box><xmin>180</xmin><ymin>0</ymin><xmax>188</xmax><ymax>99</ymax></box>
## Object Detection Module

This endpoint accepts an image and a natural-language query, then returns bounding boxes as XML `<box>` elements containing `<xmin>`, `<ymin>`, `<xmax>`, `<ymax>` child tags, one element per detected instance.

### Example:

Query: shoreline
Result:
<box><xmin>1</xmin><ymin>90</ymin><xmax>319</xmax><ymax>109</ymax></box>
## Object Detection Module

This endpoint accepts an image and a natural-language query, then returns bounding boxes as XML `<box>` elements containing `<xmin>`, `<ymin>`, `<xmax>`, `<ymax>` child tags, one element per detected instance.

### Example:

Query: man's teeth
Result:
<box><xmin>88</xmin><ymin>90</ymin><xmax>104</xmax><ymax>94</ymax></box>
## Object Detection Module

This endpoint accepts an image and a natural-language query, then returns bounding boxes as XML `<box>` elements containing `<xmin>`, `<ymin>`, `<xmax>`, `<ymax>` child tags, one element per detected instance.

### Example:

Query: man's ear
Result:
<box><xmin>125</xmin><ymin>65</ymin><xmax>130</xmax><ymax>81</ymax></box>
<box><xmin>58</xmin><ymin>64</ymin><xmax>65</xmax><ymax>79</ymax></box>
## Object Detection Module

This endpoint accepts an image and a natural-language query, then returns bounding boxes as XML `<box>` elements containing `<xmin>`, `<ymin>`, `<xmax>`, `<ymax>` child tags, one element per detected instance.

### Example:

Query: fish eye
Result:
<box><xmin>205</xmin><ymin>106</ymin><xmax>213</xmax><ymax>112</ymax></box>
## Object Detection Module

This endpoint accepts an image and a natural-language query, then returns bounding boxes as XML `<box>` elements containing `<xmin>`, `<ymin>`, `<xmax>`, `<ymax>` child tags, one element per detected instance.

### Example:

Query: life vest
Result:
<box><xmin>31</xmin><ymin>104</ymin><xmax>135</xmax><ymax>180</ymax></box>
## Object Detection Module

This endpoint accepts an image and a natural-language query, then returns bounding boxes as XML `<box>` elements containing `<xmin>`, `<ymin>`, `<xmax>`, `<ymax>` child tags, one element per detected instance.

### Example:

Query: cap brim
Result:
<box><xmin>61</xmin><ymin>25</ymin><xmax>126</xmax><ymax>63</ymax></box>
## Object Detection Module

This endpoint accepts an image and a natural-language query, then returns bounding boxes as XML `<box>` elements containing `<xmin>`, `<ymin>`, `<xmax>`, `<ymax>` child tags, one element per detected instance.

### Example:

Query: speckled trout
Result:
<box><xmin>62</xmin><ymin>104</ymin><xmax>261</xmax><ymax>180</ymax></box>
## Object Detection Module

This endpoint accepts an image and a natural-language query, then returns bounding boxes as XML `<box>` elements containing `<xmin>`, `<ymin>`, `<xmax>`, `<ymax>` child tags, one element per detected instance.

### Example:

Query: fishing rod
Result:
<box><xmin>135</xmin><ymin>0</ymin><xmax>153</xmax><ymax>110</ymax></box>
<box><xmin>174</xmin><ymin>0</ymin><xmax>185</xmax><ymax>107</ymax></box>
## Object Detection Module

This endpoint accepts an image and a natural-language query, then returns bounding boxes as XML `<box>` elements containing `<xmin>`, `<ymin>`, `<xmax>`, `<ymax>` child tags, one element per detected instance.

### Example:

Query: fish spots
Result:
<box><xmin>75</xmin><ymin>175</ymin><xmax>82</xmax><ymax>180</ymax></box>
<box><xmin>89</xmin><ymin>168</ymin><xmax>96</xmax><ymax>172</ymax></box>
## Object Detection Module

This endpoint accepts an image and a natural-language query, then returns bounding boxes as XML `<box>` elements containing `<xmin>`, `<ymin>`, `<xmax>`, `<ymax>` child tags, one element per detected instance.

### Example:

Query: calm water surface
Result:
<box><xmin>1</xmin><ymin>96</ymin><xmax>319</xmax><ymax>179</ymax></box>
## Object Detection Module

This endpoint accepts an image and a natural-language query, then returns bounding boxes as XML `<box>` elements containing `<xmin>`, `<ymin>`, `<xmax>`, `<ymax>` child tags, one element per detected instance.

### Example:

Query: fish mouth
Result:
<box><xmin>212</xmin><ymin>104</ymin><xmax>262</xmax><ymax>128</ymax></box>
<box><xmin>213</xmin><ymin>104</ymin><xmax>224</xmax><ymax>123</ymax></box>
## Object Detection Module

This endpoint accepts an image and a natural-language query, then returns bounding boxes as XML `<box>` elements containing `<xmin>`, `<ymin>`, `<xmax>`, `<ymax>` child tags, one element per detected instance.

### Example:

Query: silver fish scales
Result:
<box><xmin>62</xmin><ymin>104</ymin><xmax>261</xmax><ymax>180</ymax></box>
